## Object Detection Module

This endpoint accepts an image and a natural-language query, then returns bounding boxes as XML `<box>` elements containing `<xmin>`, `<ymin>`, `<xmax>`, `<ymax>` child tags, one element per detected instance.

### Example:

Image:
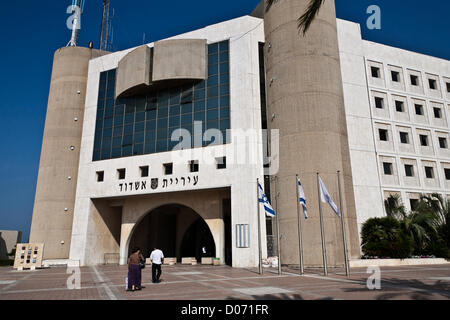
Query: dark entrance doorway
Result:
<box><xmin>128</xmin><ymin>204</ymin><xmax>216</xmax><ymax>262</ymax></box>
<box><xmin>180</xmin><ymin>218</ymin><xmax>216</xmax><ymax>262</ymax></box>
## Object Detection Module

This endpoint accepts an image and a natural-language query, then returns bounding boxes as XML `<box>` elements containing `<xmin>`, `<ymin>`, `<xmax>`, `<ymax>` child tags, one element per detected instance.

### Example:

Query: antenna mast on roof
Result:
<box><xmin>67</xmin><ymin>0</ymin><xmax>86</xmax><ymax>47</ymax></box>
<box><xmin>99</xmin><ymin>0</ymin><xmax>111</xmax><ymax>51</ymax></box>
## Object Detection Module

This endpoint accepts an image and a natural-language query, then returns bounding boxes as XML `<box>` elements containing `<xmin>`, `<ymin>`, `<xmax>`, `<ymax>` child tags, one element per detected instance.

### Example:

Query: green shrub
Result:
<box><xmin>361</xmin><ymin>217</ymin><xmax>414</xmax><ymax>259</ymax></box>
<box><xmin>424</xmin><ymin>235</ymin><xmax>450</xmax><ymax>259</ymax></box>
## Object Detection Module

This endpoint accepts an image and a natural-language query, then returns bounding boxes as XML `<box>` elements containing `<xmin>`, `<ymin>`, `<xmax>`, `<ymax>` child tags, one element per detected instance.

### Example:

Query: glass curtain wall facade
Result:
<box><xmin>93</xmin><ymin>40</ymin><xmax>230</xmax><ymax>161</ymax></box>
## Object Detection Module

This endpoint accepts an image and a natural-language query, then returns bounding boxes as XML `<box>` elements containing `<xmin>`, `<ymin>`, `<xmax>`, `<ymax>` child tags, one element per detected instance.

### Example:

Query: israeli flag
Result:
<box><xmin>318</xmin><ymin>176</ymin><xmax>340</xmax><ymax>217</ymax></box>
<box><xmin>258</xmin><ymin>183</ymin><xmax>276</xmax><ymax>217</ymax></box>
<box><xmin>297</xmin><ymin>178</ymin><xmax>308</xmax><ymax>219</ymax></box>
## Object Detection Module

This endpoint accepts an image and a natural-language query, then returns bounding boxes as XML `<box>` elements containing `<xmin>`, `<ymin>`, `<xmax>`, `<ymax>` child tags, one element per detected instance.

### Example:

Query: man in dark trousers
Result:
<box><xmin>149</xmin><ymin>247</ymin><xmax>164</xmax><ymax>283</ymax></box>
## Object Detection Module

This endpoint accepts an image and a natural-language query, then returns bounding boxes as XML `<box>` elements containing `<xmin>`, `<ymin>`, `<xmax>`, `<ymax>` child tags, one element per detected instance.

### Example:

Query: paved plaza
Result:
<box><xmin>0</xmin><ymin>264</ymin><xmax>449</xmax><ymax>300</ymax></box>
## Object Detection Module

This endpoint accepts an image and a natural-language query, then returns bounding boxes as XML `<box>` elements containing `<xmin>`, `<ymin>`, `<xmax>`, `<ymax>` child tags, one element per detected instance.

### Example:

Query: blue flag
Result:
<box><xmin>258</xmin><ymin>183</ymin><xmax>276</xmax><ymax>217</ymax></box>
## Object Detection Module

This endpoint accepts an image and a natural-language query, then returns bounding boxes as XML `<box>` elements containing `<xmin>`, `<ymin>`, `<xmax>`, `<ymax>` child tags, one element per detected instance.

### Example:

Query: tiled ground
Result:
<box><xmin>0</xmin><ymin>264</ymin><xmax>448</xmax><ymax>300</ymax></box>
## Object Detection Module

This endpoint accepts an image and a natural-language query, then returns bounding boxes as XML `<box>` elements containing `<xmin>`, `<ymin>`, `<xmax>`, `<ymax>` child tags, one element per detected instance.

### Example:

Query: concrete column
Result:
<box><xmin>205</xmin><ymin>219</ymin><xmax>225</xmax><ymax>264</ymax></box>
<box><xmin>119</xmin><ymin>222</ymin><xmax>134</xmax><ymax>265</ymax></box>
<box><xmin>264</xmin><ymin>0</ymin><xmax>361</xmax><ymax>266</ymax></box>
<box><xmin>29</xmin><ymin>47</ymin><xmax>106</xmax><ymax>260</ymax></box>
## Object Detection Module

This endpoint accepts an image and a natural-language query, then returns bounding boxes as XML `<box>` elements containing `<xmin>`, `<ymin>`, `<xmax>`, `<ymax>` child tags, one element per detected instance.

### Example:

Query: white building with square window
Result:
<box><xmin>29</xmin><ymin>8</ymin><xmax>450</xmax><ymax>267</ymax></box>
<box><xmin>339</xmin><ymin>20</ymin><xmax>450</xmax><ymax>236</ymax></box>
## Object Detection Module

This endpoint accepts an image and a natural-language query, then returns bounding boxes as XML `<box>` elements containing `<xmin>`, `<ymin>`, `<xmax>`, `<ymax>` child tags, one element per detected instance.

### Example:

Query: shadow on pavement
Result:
<box><xmin>342</xmin><ymin>277</ymin><xmax>450</xmax><ymax>300</ymax></box>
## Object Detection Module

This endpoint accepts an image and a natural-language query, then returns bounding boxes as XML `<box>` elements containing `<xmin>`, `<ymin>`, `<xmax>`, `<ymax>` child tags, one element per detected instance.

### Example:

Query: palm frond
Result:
<box><xmin>297</xmin><ymin>0</ymin><xmax>326</xmax><ymax>35</ymax></box>
<box><xmin>384</xmin><ymin>194</ymin><xmax>407</xmax><ymax>220</ymax></box>
<box><xmin>265</xmin><ymin>0</ymin><xmax>278</xmax><ymax>13</ymax></box>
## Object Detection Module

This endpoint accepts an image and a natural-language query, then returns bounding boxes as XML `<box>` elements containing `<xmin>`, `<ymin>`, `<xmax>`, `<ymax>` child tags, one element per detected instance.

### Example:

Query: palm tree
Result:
<box><xmin>384</xmin><ymin>195</ymin><xmax>434</xmax><ymax>253</ymax></box>
<box><xmin>384</xmin><ymin>194</ymin><xmax>407</xmax><ymax>220</ymax></box>
<box><xmin>415</xmin><ymin>194</ymin><xmax>450</xmax><ymax>252</ymax></box>
<box><xmin>265</xmin><ymin>0</ymin><xmax>326</xmax><ymax>35</ymax></box>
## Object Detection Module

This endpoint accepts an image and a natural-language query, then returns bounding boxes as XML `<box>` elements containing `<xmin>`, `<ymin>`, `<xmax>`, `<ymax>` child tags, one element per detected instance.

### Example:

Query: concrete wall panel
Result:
<box><xmin>115</xmin><ymin>46</ymin><xmax>151</xmax><ymax>99</ymax></box>
<box><xmin>153</xmin><ymin>39</ymin><xmax>207</xmax><ymax>82</ymax></box>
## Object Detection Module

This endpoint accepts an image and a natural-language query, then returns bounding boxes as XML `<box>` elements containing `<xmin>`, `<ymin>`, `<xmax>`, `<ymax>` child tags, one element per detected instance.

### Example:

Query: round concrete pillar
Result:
<box><xmin>30</xmin><ymin>47</ymin><xmax>105</xmax><ymax>259</ymax></box>
<box><xmin>264</xmin><ymin>0</ymin><xmax>361</xmax><ymax>266</ymax></box>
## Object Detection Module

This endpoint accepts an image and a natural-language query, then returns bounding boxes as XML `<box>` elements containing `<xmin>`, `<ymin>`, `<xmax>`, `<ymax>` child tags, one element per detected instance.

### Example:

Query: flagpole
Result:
<box><xmin>317</xmin><ymin>173</ymin><xmax>328</xmax><ymax>276</ymax></box>
<box><xmin>337</xmin><ymin>171</ymin><xmax>350</xmax><ymax>277</ymax></box>
<box><xmin>274</xmin><ymin>176</ymin><xmax>281</xmax><ymax>275</ymax></box>
<box><xmin>296</xmin><ymin>174</ymin><xmax>305</xmax><ymax>275</ymax></box>
<box><xmin>257</xmin><ymin>178</ymin><xmax>263</xmax><ymax>275</ymax></box>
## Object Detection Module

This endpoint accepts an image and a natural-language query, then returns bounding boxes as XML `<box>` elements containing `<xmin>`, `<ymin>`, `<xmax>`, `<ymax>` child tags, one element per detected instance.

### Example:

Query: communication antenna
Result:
<box><xmin>109</xmin><ymin>8</ymin><xmax>115</xmax><ymax>51</ymax></box>
<box><xmin>67</xmin><ymin>0</ymin><xmax>86</xmax><ymax>47</ymax></box>
<box><xmin>99</xmin><ymin>0</ymin><xmax>112</xmax><ymax>51</ymax></box>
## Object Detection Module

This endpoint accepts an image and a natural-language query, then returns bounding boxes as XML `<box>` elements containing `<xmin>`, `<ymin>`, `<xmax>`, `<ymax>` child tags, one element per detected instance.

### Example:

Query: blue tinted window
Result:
<box><xmin>194</xmin><ymin>100</ymin><xmax>205</xmax><ymax>112</ymax></box>
<box><xmin>169</xmin><ymin>116</ymin><xmax>180</xmax><ymax>128</ymax></box>
<box><xmin>158</xmin><ymin>107</ymin><xmax>168</xmax><ymax>118</ymax></box>
<box><xmin>207</xmin><ymin>109</ymin><xmax>219</xmax><ymax>121</ymax></box>
<box><xmin>135</xmin><ymin>112</ymin><xmax>145</xmax><ymax>122</ymax></box>
<box><xmin>207</xmin><ymin>97</ymin><xmax>219</xmax><ymax>110</ymax></box>
<box><xmin>208</xmin><ymin>54</ymin><xmax>218</xmax><ymax>65</ymax></box>
<box><xmin>208</xmin><ymin>75</ymin><xmax>219</xmax><ymax>87</ymax></box>
<box><xmin>93</xmin><ymin>40</ymin><xmax>230</xmax><ymax>161</ymax></box>
<box><xmin>219</xmin><ymin>41</ymin><xmax>229</xmax><ymax>52</ymax></box>
<box><xmin>135</xmin><ymin>122</ymin><xmax>145</xmax><ymax>132</ymax></box>
<box><xmin>124</xmin><ymin>124</ymin><xmax>133</xmax><ymax>135</ymax></box>
<box><xmin>208</xmin><ymin>43</ymin><xmax>218</xmax><ymax>55</ymax></box>
<box><xmin>133</xmin><ymin>144</ymin><xmax>144</xmax><ymax>155</ymax></box>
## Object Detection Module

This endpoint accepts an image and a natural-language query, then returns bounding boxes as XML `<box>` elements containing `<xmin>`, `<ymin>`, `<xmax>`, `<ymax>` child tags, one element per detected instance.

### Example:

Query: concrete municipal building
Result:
<box><xmin>29</xmin><ymin>1</ymin><xmax>450</xmax><ymax>268</ymax></box>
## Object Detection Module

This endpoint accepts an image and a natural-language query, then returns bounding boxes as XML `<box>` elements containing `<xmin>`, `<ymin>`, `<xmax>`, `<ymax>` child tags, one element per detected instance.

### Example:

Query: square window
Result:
<box><xmin>445</xmin><ymin>168</ymin><xmax>450</xmax><ymax>180</ymax></box>
<box><xmin>433</xmin><ymin>107</ymin><xmax>442</xmax><ymax>119</ymax></box>
<box><xmin>405</xmin><ymin>165</ymin><xmax>414</xmax><ymax>177</ymax></box>
<box><xmin>117</xmin><ymin>169</ymin><xmax>126</xmax><ymax>180</ymax></box>
<box><xmin>410</xmin><ymin>75</ymin><xmax>419</xmax><ymax>86</ymax></box>
<box><xmin>140</xmin><ymin>166</ymin><xmax>149</xmax><ymax>177</ymax></box>
<box><xmin>410</xmin><ymin>199</ymin><xmax>419</xmax><ymax>211</ymax></box>
<box><xmin>371</xmin><ymin>66</ymin><xmax>380</xmax><ymax>78</ymax></box>
<box><xmin>189</xmin><ymin>160</ymin><xmax>199</xmax><ymax>173</ymax></box>
<box><xmin>383</xmin><ymin>162</ymin><xmax>393</xmax><ymax>175</ymax></box>
<box><xmin>97</xmin><ymin>171</ymin><xmax>104</xmax><ymax>182</ymax></box>
<box><xmin>399</xmin><ymin>132</ymin><xmax>409</xmax><ymax>144</ymax></box>
<box><xmin>395</xmin><ymin>100</ymin><xmax>404</xmax><ymax>112</ymax></box>
<box><xmin>429</xmin><ymin>79</ymin><xmax>437</xmax><ymax>90</ymax></box>
<box><xmin>391</xmin><ymin>71</ymin><xmax>400</xmax><ymax>82</ymax></box>
<box><xmin>375</xmin><ymin>97</ymin><xmax>384</xmax><ymax>109</ymax></box>
<box><xmin>419</xmin><ymin>134</ymin><xmax>429</xmax><ymax>147</ymax></box>
<box><xmin>164</xmin><ymin>163</ymin><xmax>173</xmax><ymax>175</ymax></box>
<box><xmin>216</xmin><ymin>157</ymin><xmax>227</xmax><ymax>169</ymax></box>
<box><xmin>415</xmin><ymin>104</ymin><xmax>424</xmax><ymax>116</ymax></box>
<box><xmin>439</xmin><ymin>137</ymin><xmax>448</xmax><ymax>149</ymax></box>
<box><xmin>379</xmin><ymin>129</ymin><xmax>388</xmax><ymax>141</ymax></box>
<box><xmin>446</xmin><ymin>82</ymin><xmax>450</xmax><ymax>93</ymax></box>
<box><xmin>425</xmin><ymin>166</ymin><xmax>434</xmax><ymax>179</ymax></box>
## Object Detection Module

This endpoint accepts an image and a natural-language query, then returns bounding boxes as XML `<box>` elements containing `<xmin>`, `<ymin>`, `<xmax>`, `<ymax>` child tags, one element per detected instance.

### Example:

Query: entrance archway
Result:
<box><xmin>128</xmin><ymin>204</ymin><xmax>216</xmax><ymax>262</ymax></box>
<box><xmin>180</xmin><ymin>218</ymin><xmax>216</xmax><ymax>261</ymax></box>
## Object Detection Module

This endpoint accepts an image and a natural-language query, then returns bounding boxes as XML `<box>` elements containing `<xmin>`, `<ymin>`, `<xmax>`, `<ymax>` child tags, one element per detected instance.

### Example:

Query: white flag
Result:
<box><xmin>297</xmin><ymin>178</ymin><xmax>308</xmax><ymax>219</ymax></box>
<box><xmin>318</xmin><ymin>176</ymin><xmax>340</xmax><ymax>217</ymax></box>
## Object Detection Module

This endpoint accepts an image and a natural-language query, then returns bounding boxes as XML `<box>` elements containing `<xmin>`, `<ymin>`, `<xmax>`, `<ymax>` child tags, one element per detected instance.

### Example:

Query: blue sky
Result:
<box><xmin>0</xmin><ymin>0</ymin><xmax>449</xmax><ymax>241</ymax></box>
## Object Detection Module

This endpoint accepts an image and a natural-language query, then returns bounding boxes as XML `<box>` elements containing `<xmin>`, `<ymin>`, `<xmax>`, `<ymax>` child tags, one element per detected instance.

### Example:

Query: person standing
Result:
<box><xmin>150</xmin><ymin>247</ymin><xmax>164</xmax><ymax>283</ymax></box>
<box><xmin>127</xmin><ymin>247</ymin><xmax>145</xmax><ymax>291</ymax></box>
